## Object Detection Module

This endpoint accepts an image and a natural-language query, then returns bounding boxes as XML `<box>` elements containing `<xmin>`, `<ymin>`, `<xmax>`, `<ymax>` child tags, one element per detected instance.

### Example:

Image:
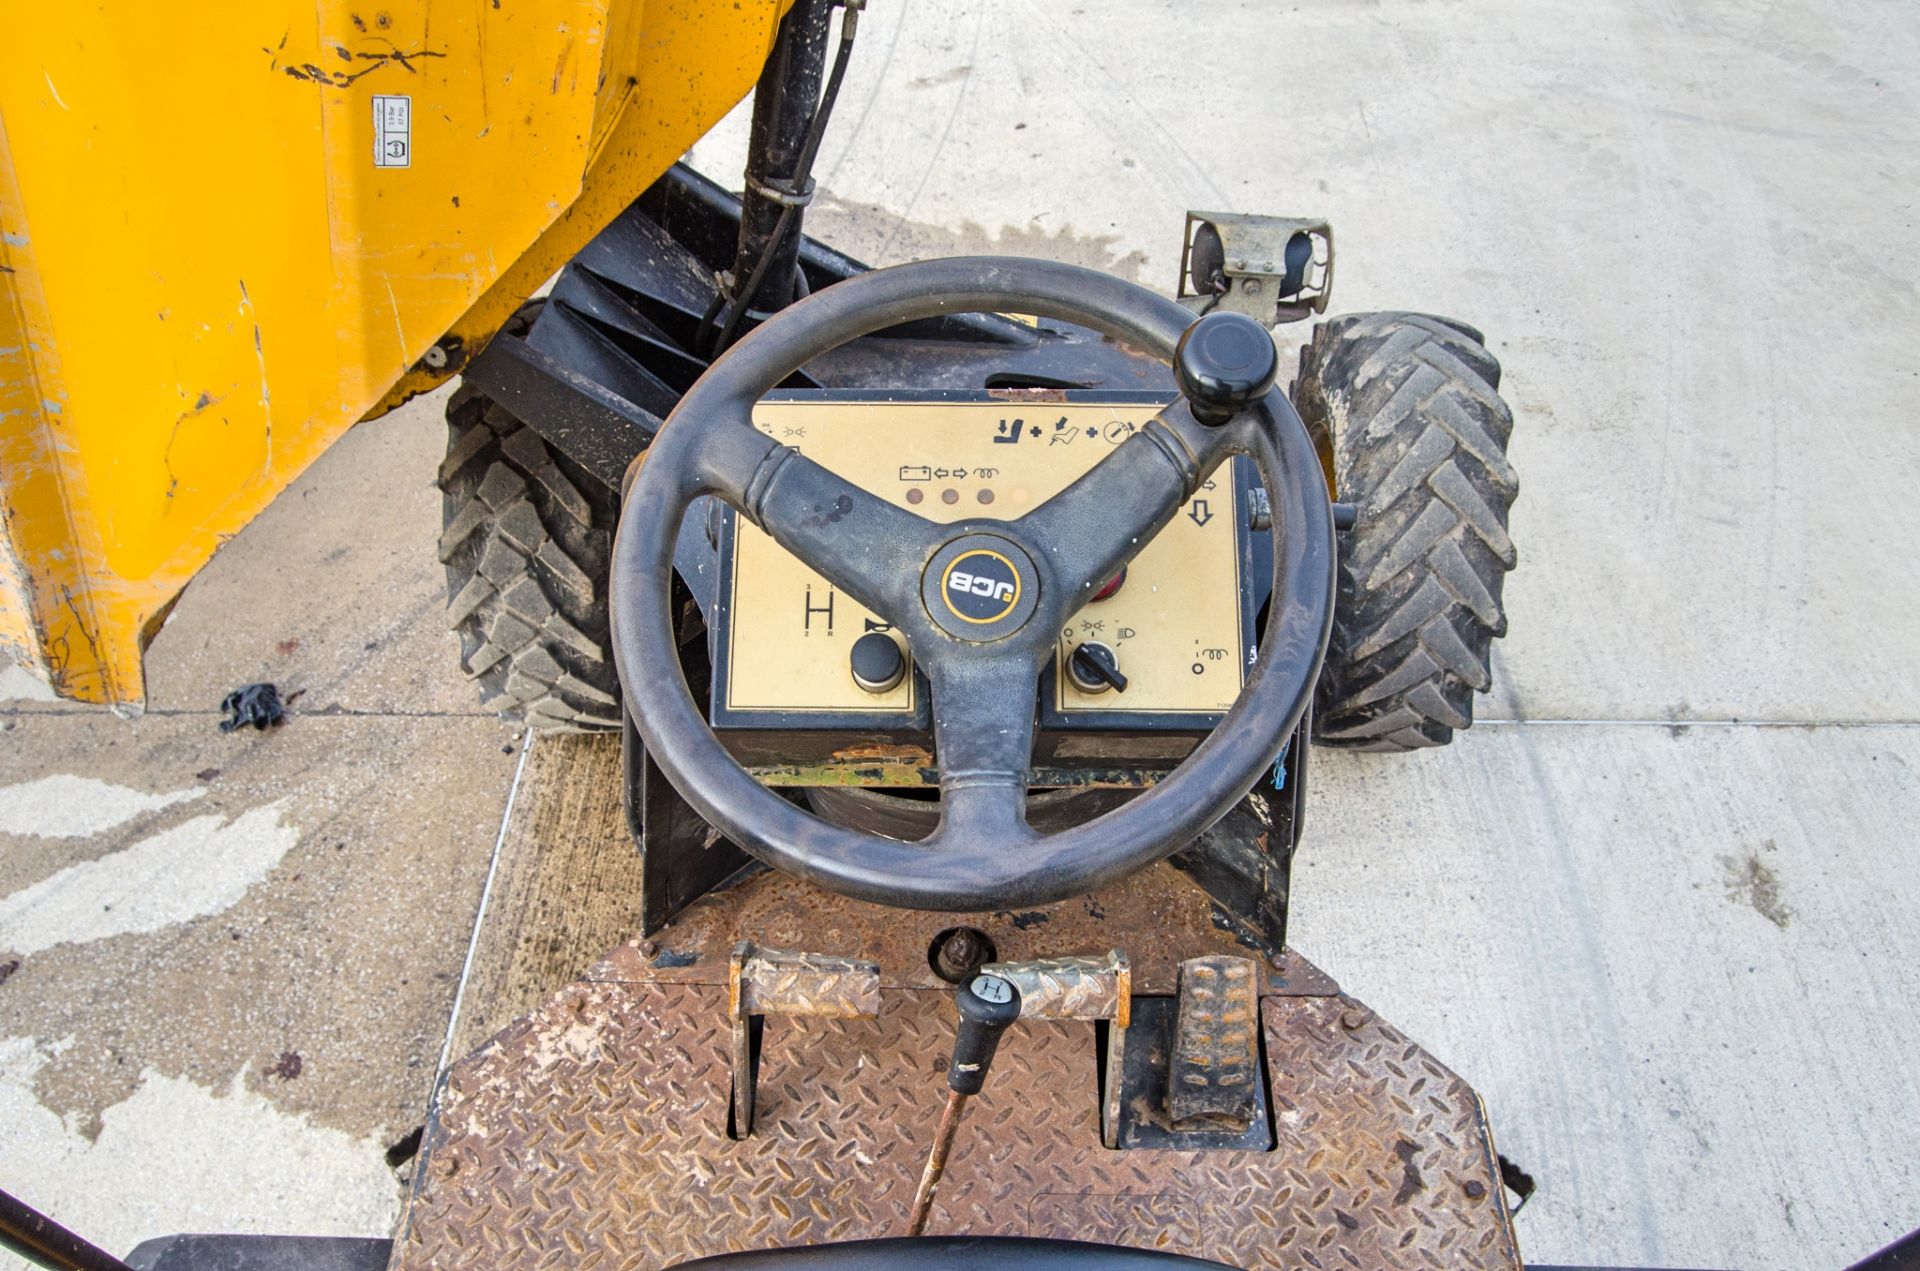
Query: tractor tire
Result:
<box><xmin>438</xmin><ymin>354</ymin><xmax>624</xmax><ymax>732</ymax></box>
<box><xmin>1293</xmin><ymin>312</ymin><xmax>1519</xmax><ymax>752</ymax></box>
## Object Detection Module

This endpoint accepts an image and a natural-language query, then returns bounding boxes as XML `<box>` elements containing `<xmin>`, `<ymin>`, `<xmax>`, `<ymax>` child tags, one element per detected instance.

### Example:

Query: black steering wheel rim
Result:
<box><xmin>611</xmin><ymin>257</ymin><xmax>1334</xmax><ymax>912</ymax></box>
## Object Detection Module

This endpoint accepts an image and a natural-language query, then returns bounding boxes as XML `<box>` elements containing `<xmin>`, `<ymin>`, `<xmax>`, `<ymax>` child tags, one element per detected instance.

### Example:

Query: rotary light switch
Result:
<box><xmin>1068</xmin><ymin>641</ymin><xmax>1128</xmax><ymax>694</ymax></box>
<box><xmin>849</xmin><ymin>631</ymin><xmax>907</xmax><ymax>694</ymax></box>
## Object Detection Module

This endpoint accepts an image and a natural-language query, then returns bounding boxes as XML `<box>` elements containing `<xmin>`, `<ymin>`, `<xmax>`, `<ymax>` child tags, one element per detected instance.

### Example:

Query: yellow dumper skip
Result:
<box><xmin>0</xmin><ymin>0</ymin><xmax>790</xmax><ymax>709</ymax></box>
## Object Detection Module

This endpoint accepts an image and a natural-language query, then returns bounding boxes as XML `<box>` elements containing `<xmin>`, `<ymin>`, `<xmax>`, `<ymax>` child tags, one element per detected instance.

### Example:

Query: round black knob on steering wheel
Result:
<box><xmin>610</xmin><ymin>257</ymin><xmax>1334</xmax><ymax>913</ymax></box>
<box><xmin>1175</xmin><ymin>311</ymin><xmax>1280</xmax><ymax>425</ymax></box>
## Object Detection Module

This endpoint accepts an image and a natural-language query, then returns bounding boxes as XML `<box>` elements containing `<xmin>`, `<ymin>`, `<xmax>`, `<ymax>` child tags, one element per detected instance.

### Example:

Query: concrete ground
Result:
<box><xmin>4</xmin><ymin>2</ymin><xmax>1918</xmax><ymax>1269</ymax></box>
<box><xmin>0</xmin><ymin>389</ymin><xmax>521</xmax><ymax>1259</ymax></box>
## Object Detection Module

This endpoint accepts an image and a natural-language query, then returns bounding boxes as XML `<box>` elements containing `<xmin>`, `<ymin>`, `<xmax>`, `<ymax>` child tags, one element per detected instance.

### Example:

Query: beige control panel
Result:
<box><xmin>721</xmin><ymin>398</ymin><xmax>1247</xmax><ymax>717</ymax></box>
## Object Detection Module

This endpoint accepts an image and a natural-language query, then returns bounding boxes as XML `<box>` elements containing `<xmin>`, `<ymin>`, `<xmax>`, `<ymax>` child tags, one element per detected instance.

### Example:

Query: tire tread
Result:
<box><xmin>1296</xmin><ymin>312</ymin><xmax>1519</xmax><ymax>751</ymax></box>
<box><xmin>439</xmin><ymin>391</ymin><xmax>623</xmax><ymax>732</ymax></box>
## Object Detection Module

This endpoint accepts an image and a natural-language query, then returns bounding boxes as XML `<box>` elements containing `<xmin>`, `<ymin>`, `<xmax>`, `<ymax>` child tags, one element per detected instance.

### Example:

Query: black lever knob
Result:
<box><xmin>909</xmin><ymin>973</ymin><xmax>1026</xmax><ymax>1235</ymax></box>
<box><xmin>947</xmin><ymin>973</ymin><xmax>1021</xmax><ymax>1095</ymax></box>
<box><xmin>1175</xmin><ymin>311</ymin><xmax>1278</xmax><ymax>426</ymax></box>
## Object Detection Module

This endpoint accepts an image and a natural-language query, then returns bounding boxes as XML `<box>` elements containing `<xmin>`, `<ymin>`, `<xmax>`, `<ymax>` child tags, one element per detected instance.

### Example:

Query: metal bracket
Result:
<box><xmin>459</xmin><ymin>329</ymin><xmax>663</xmax><ymax>491</ymax></box>
<box><xmin>979</xmin><ymin>951</ymin><xmax>1131</xmax><ymax>1147</ymax></box>
<box><xmin>727</xmin><ymin>941</ymin><xmax>881</xmax><ymax>1138</ymax></box>
<box><xmin>627</xmin><ymin>714</ymin><xmax>757</xmax><ymax>936</ymax></box>
<box><xmin>1169</xmin><ymin>709</ymin><xmax>1308</xmax><ymax>953</ymax></box>
<box><xmin>1178</xmin><ymin>211</ymin><xmax>1334</xmax><ymax>326</ymax></box>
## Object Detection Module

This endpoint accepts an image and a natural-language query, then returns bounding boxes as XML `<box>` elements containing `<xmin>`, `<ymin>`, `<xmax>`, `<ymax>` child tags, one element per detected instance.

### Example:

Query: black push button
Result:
<box><xmin>850</xmin><ymin>632</ymin><xmax>906</xmax><ymax>693</ymax></box>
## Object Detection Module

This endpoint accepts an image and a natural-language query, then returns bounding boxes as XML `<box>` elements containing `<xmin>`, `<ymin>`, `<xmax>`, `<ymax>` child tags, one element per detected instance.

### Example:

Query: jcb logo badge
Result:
<box><xmin>940</xmin><ymin>550</ymin><xmax>1022</xmax><ymax>624</ymax></box>
<box><xmin>948</xmin><ymin>571</ymin><xmax>1015</xmax><ymax>602</ymax></box>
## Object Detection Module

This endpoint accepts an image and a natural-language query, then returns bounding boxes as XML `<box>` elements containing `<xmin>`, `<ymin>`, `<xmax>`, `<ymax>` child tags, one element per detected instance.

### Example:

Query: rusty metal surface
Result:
<box><xmin>981</xmin><ymin>952</ymin><xmax>1130</xmax><ymax>1026</ymax></box>
<box><xmin>981</xmin><ymin>951</ymin><xmax>1131</xmax><ymax>1148</ymax></box>
<box><xmin>592</xmin><ymin>864</ymin><xmax>1334</xmax><ymax>997</ymax></box>
<box><xmin>730</xmin><ymin>943</ymin><xmax>882</xmax><ymax>1019</ymax></box>
<box><xmin>728</xmin><ymin>941</ymin><xmax>882</xmax><ymax>1140</ymax></box>
<box><xmin>1168</xmin><ymin>956</ymin><xmax>1262</xmax><ymax>1131</ymax></box>
<box><xmin>1265</xmin><ymin>947</ymin><xmax>1338</xmax><ymax>997</ymax></box>
<box><xmin>395</xmin><ymin>968</ymin><xmax>1518</xmax><ymax>1271</ymax></box>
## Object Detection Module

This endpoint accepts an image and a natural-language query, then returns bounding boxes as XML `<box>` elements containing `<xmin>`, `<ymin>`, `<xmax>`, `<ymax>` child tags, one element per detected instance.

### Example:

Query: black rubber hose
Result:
<box><xmin>707</xmin><ymin>3</ymin><xmax>861</xmax><ymax>355</ymax></box>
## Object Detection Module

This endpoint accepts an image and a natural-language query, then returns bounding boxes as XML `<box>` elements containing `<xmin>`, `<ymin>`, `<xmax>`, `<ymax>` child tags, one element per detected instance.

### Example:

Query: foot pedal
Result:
<box><xmin>1111</xmin><ymin>954</ymin><xmax>1271</xmax><ymax>1151</ymax></box>
<box><xmin>728</xmin><ymin>941</ymin><xmax>880</xmax><ymax>1138</ymax></box>
<box><xmin>980</xmin><ymin>951</ymin><xmax>1131</xmax><ymax>1147</ymax></box>
<box><xmin>1167</xmin><ymin>954</ymin><xmax>1261</xmax><ymax>1132</ymax></box>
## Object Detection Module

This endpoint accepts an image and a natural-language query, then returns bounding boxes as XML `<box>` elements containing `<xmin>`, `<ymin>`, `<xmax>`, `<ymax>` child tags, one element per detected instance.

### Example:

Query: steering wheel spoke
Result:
<box><xmin>697</xmin><ymin>394</ymin><xmax>941</xmax><ymax>626</ymax></box>
<box><xmin>924</xmin><ymin>655</ymin><xmax>1041</xmax><ymax>851</ymax></box>
<box><xmin>1017</xmin><ymin>399</ymin><xmax>1238</xmax><ymax>623</ymax></box>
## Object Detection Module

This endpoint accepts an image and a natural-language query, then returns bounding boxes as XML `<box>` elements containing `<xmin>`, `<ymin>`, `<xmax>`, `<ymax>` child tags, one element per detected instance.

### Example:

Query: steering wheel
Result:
<box><xmin>611</xmin><ymin>257</ymin><xmax>1334</xmax><ymax>912</ymax></box>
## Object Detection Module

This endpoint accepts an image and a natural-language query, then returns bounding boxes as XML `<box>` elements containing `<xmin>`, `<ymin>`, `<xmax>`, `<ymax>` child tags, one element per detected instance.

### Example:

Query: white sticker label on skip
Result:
<box><xmin>374</xmin><ymin>95</ymin><xmax>411</xmax><ymax>168</ymax></box>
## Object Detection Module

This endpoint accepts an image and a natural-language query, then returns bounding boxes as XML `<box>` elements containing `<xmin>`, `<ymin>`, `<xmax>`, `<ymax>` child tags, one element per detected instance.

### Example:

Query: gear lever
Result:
<box><xmin>906</xmin><ymin>973</ymin><xmax>1022</xmax><ymax>1236</ymax></box>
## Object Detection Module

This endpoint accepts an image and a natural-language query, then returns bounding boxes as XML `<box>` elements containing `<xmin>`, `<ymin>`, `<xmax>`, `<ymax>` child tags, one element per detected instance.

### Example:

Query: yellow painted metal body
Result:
<box><xmin>0</xmin><ymin>0</ymin><xmax>789</xmax><ymax>708</ymax></box>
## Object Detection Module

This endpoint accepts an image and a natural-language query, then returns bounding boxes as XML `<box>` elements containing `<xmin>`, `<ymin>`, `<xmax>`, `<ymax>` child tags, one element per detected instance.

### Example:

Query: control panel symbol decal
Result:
<box><xmin>900</xmin><ymin>464</ymin><xmax>932</xmax><ymax>482</ymax></box>
<box><xmin>1188</xmin><ymin>498</ymin><xmax>1214</xmax><ymax>527</ymax></box>
<box><xmin>803</xmin><ymin>584</ymin><xmax>835</xmax><ymax>635</ymax></box>
<box><xmin>992</xmin><ymin>418</ymin><xmax>1026</xmax><ymax>444</ymax></box>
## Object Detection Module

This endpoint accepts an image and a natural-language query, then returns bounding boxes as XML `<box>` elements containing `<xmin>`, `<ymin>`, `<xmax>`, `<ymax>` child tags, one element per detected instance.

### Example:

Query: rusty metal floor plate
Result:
<box><xmin>587</xmin><ymin>864</ymin><xmax>1337</xmax><ymax>998</ymax></box>
<box><xmin>394</xmin><ymin>868</ymin><xmax>1518</xmax><ymax>1271</ymax></box>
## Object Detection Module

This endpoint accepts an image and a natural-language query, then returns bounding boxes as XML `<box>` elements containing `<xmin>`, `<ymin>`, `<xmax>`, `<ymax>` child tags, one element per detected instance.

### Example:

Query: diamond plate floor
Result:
<box><xmin>393</xmin><ymin>874</ymin><xmax>1518</xmax><ymax>1270</ymax></box>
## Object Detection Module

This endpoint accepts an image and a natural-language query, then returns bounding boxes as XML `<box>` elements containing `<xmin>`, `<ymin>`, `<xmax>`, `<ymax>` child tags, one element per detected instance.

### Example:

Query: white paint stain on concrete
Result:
<box><xmin>0</xmin><ymin>1035</ymin><xmax>399</xmax><ymax>1267</ymax></box>
<box><xmin>0</xmin><ymin>774</ymin><xmax>205</xmax><ymax>840</ymax></box>
<box><xmin>0</xmin><ymin>803</ymin><xmax>296</xmax><ymax>955</ymax></box>
<box><xmin>0</xmin><ymin>662</ymin><xmax>58</xmax><ymax>703</ymax></box>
